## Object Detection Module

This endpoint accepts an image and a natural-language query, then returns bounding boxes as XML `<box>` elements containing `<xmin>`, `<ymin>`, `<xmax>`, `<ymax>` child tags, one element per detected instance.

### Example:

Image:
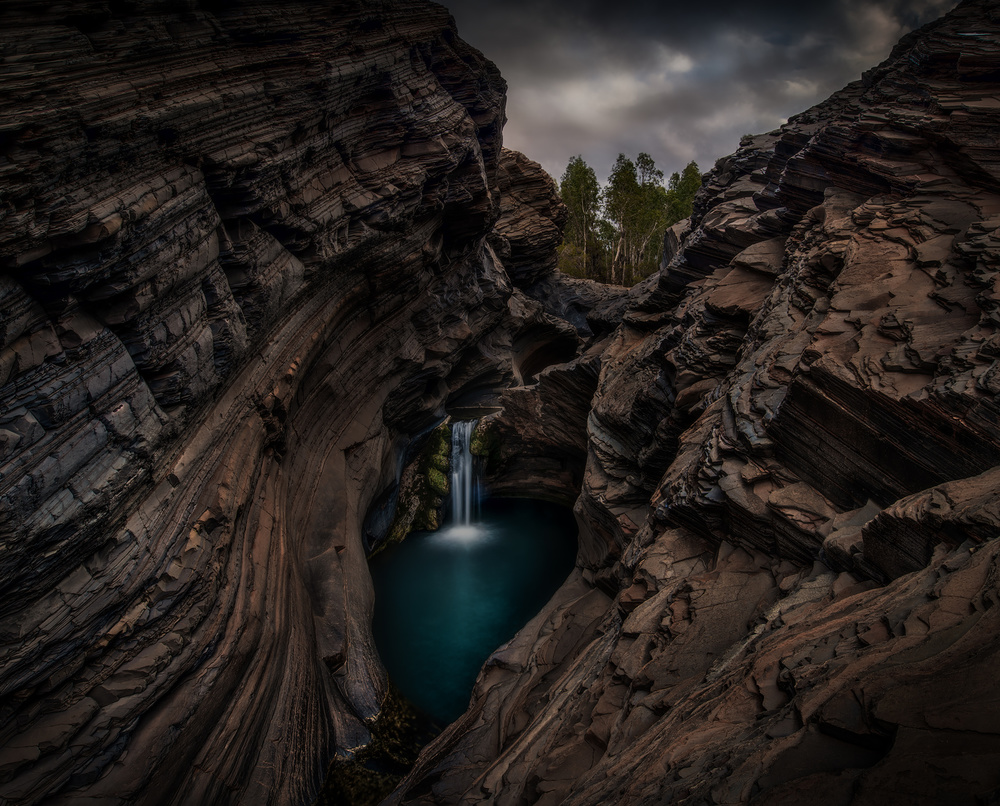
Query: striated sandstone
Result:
<box><xmin>489</xmin><ymin>148</ymin><xmax>568</xmax><ymax>288</ymax></box>
<box><xmin>391</xmin><ymin>2</ymin><xmax>1000</xmax><ymax>804</ymax></box>
<box><xmin>9</xmin><ymin>0</ymin><xmax>1000</xmax><ymax>803</ymax></box>
<box><xmin>0</xmin><ymin>2</ymin><xmax>533</xmax><ymax>803</ymax></box>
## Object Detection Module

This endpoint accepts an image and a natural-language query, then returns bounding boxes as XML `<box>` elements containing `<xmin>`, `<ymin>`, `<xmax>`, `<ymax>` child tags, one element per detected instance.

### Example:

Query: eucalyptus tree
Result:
<box><xmin>604</xmin><ymin>152</ymin><xmax>670</xmax><ymax>285</ymax></box>
<box><xmin>558</xmin><ymin>155</ymin><xmax>601</xmax><ymax>278</ymax></box>
<box><xmin>665</xmin><ymin>161</ymin><xmax>702</xmax><ymax>225</ymax></box>
<box><xmin>556</xmin><ymin>153</ymin><xmax>702</xmax><ymax>285</ymax></box>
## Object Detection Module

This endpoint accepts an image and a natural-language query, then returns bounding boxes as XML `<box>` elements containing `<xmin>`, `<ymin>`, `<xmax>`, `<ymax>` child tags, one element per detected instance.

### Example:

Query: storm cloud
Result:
<box><xmin>442</xmin><ymin>0</ymin><xmax>960</xmax><ymax>183</ymax></box>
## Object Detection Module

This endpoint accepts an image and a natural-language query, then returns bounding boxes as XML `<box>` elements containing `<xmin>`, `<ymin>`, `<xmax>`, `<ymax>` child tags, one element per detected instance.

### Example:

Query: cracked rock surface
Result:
<box><xmin>0</xmin><ymin>3</ymin><xmax>568</xmax><ymax>803</ymax></box>
<box><xmin>6</xmin><ymin>0</ymin><xmax>1000</xmax><ymax>804</ymax></box>
<box><xmin>390</xmin><ymin>3</ymin><xmax>1000</xmax><ymax>804</ymax></box>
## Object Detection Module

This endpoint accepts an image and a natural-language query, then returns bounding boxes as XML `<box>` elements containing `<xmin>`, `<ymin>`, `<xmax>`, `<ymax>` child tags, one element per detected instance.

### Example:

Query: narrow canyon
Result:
<box><xmin>2</xmin><ymin>1</ymin><xmax>1000</xmax><ymax>804</ymax></box>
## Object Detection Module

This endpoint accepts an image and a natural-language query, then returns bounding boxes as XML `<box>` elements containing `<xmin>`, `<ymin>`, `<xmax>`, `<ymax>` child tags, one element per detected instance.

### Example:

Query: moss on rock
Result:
<box><xmin>470</xmin><ymin>417</ymin><xmax>502</xmax><ymax>475</ymax></box>
<box><xmin>426</xmin><ymin>467</ymin><xmax>449</xmax><ymax>496</ymax></box>
<box><xmin>375</xmin><ymin>422</ymin><xmax>452</xmax><ymax>554</ymax></box>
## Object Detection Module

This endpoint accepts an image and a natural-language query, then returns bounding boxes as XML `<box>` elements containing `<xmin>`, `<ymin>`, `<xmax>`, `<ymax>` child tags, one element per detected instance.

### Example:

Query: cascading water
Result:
<box><xmin>368</xmin><ymin>418</ymin><xmax>578</xmax><ymax>723</ymax></box>
<box><xmin>449</xmin><ymin>419</ymin><xmax>479</xmax><ymax>529</ymax></box>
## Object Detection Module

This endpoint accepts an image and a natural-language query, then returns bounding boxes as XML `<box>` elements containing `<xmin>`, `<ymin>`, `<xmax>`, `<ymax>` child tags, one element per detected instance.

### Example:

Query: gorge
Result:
<box><xmin>2</xmin><ymin>1</ymin><xmax>1000</xmax><ymax>805</ymax></box>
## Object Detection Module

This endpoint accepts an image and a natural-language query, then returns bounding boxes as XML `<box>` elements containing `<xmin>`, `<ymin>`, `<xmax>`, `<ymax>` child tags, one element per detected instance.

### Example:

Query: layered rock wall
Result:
<box><xmin>0</xmin><ymin>3</ymin><xmax>535</xmax><ymax>803</ymax></box>
<box><xmin>8</xmin><ymin>1</ymin><xmax>1000</xmax><ymax>804</ymax></box>
<box><xmin>391</xmin><ymin>2</ymin><xmax>1000</xmax><ymax>803</ymax></box>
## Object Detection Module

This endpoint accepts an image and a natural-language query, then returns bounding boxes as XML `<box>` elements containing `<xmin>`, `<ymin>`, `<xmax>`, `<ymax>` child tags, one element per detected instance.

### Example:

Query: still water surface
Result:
<box><xmin>370</xmin><ymin>498</ymin><xmax>577</xmax><ymax>723</ymax></box>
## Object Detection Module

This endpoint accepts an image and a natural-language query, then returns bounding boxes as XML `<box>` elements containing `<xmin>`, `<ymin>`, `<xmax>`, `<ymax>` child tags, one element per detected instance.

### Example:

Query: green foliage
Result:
<box><xmin>556</xmin><ymin>241</ymin><xmax>588</xmax><ymax>279</ymax></box>
<box><xmin>664</xmin><ymin>161</ymin><xmax>702</xmax><ymax>226</ymax></box>
<box><xmin>555</xmin><ymin>153</ymin><xmax>701</xmax><ymax>287</ymax></box>
<box><xmin>560</xmin><ymin>156</ymin><xmax>600</xmax><ymax>249</ymax></box>
<box><xmin>603</xmin><ymin>152</ymin><xmax>671</xmax><ymax>285</ymax></box>
<box><xmin>380</xmin><ymin>423</ymin><xmax>451</xmax><ymax>550</ymax></box>
<box><xmin>559</xmin><ymin>155</ymin><xmax>604</xmax><ymax>279</ymax></box>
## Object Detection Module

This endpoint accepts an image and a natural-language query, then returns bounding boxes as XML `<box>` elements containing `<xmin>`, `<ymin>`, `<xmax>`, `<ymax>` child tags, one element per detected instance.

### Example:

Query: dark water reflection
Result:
<box><xmin>370</xmin><ymin>498</ymin><xmax>578</xmax><ymax>723</ymax></box>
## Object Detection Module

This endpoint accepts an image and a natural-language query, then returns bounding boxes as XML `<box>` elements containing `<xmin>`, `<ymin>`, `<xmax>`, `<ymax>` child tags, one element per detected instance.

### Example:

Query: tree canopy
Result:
<box><xmin>557</xmin><ymin>153</ymin><xmax>701</xmax><ymax>286</ymax></box>
<box><xmin>558</xmin><ymin>155</ymin><xmax>601</xmax><ymax>279</ymax></box>
<box><xmin>665</xmin><ymin>161</ymin><xmax>702</xmax><ymax>225</ymax></box>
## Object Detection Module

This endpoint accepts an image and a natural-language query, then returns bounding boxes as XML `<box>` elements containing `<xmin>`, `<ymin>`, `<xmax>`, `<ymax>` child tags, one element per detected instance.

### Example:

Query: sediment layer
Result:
<box><xmin>6</xmin><ymin>1</ymin><xmax>1000</xmax><ymax>804</ymax></box>
<box><xmin>391</xmin><ymin>3</ymin><xmax>1000</xmax><ymax>803</ymax></box>
<box><xmin>0</xmin><ymin>3</ymin><xmax>531</xmax><ymax>803</ymax></box>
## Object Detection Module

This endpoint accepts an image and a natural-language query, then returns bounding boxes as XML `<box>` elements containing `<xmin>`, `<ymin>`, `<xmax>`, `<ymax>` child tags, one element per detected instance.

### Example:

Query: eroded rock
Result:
<box><xmin>0</xmin><ymin>2</ymin><xmax>517</xmax><ymax>803</ymax></box>
<box><xmin>390</xmin><ymin>3</ymin><xmax>1000</xmax><ymax>804</ymax></box>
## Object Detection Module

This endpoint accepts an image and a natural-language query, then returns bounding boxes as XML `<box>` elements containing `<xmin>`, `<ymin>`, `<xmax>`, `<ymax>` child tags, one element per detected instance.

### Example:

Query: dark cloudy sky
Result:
<box><xmin>442</xmin><ymin>0</ymin><xmax>960</xmax><ymax>184</ymax></box>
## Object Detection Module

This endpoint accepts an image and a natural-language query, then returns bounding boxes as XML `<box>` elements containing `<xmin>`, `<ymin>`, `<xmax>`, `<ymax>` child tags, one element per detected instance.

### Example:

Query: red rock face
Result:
<box><xmin>0</xmin><ymin>3</ymin><xmax>540</xmax><ymax>803</ymax></box>
<box><xmin>490</xmin><ymin>148</ymin><xmax>569</xmax><ymax>287</ymax></box>
<box><xmin>388</xmin><ymin>2</ymin><xmax>1000</xmax><ymax>804</ymax></box>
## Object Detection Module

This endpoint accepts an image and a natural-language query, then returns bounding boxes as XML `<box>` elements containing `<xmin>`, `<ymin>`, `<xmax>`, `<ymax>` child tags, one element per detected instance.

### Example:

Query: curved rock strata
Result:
<box><xmin>390</xmin><ymin>3</ymin><xmax>1000</xmax><ymax>803</ymax></box>
<box><xmin>0</xmin><ymin>2</ymin><xmax>539</xmax><ymax>803</ymax></box>
<box><xmin>8</xmin><ymin>0</ymin><xmax>1000</xmax><ymax>804</ymax></box>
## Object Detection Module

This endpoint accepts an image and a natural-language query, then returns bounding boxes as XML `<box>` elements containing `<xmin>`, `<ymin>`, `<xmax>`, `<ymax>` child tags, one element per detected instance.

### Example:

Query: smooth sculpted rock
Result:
<box><xmin>0</xmin><ymin>2</ymin><xmax>527</xmax><ymax>803</ymax></box>
<box><xmin>390</xmin><ymin>3</ymin><xmax>1000</xmax><ymax>804</ymax></box>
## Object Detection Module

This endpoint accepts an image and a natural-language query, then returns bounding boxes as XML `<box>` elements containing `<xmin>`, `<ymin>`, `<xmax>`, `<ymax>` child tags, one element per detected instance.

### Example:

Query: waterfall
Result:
<box><xmin>450</xmin><ymin>420</ymin><xmax>479</xmax><ymax>526</ymax></box>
